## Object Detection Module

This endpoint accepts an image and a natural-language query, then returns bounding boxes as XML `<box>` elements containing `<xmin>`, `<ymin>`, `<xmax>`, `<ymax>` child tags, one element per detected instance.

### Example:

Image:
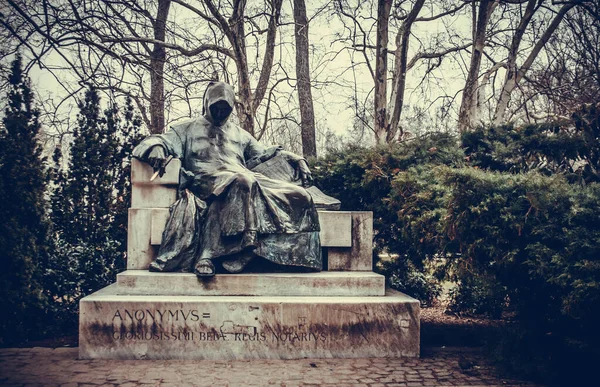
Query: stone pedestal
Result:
<box><xmin>78</xmin><ymin>159</ymin><xmax>420</xmax><ymax>360</ymax></box>
<box><xmin>79</xmin><ymin>285</ymin><xmax>419</xmax><ymax>360</ymax></box>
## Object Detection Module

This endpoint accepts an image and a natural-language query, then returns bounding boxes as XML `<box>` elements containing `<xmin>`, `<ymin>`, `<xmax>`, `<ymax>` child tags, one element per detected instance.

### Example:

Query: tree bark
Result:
<box><xmin>229</xmin><ymin>0</ymin><xmax>255</xmax><ymax>136</ymax></box>
<box><xmin>205</xmin><ymin>0</ymin><xmax>282</xmax><ymax>137</ymax></box>
<box><xmin>293</xmin><ymin>0</ymin><xmax>316</xmax><ymax>157</ymax></box>
<box><xmin>374</xmin><ymin>0</ymin><xmax>392</xmax><ymax>144</ymax></box>
<box><xmin>492</xmin><ymin>0</ymin><xmax>536</xmax><ymax>126</ymax></box>
<box><xmin>253</xmin><ymin>0</ymin><xmax>283</xmax><ymax>113</ymax></box>
<box><xmin>493</xmin><ymin>2</ymin><xmax>575</xmax><ymax>125</ymax></box>
<box><xmin>457</xmin><ymin>0</ymin><xmax>497</xmax><ymax>133</ymax></box>
<box><xmin>149</xmin><ymin>0</ymin><xmax>171</xmax><ymax>134</ymax></box>
<box><xmin>388</xmin><ymin>0</ymin><xmax>425</xmax><ymax>142</ymax></box>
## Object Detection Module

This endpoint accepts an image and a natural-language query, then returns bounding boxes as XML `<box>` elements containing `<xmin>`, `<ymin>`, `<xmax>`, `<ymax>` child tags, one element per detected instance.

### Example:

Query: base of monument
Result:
<box><xmin>79</xmin><ymin>284</ymin><xmax>420</xmax><ymax>360</ymax></box>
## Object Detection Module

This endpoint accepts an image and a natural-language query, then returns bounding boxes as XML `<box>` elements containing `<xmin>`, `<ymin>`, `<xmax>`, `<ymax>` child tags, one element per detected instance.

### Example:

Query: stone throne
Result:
<box><xmin>78</xmin><ymin>159</ymin><xmax>420</xmax><ymax>359</ymax></box>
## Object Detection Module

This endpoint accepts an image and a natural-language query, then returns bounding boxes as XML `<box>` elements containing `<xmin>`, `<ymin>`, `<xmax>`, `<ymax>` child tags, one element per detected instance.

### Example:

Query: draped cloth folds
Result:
<box><xmin>132</xmin><ymin>81</ymin><xmax>321</xmax><ymax>272</ymax></box>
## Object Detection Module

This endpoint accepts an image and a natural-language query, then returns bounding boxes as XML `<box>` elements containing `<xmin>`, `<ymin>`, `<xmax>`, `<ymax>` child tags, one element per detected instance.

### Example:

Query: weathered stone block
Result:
<box><xmin>317</xmin><ymin>211</ymin><xmax>352</xmax><ymax>247</ymax></box>
<box><xmin>328</xmin><ymin>212</ymin><xmax>374</xmax><ymax>271</ymax></box>
<box><xmin>127</xmin><ymin>209</ymin><xmax>156</xmax><ymax>270</ymax></box>
<box><xmin>131</xmin><ymin>158</ymin><xmax>180</xmax><ymax>185</ymax></box>
<box><xmin>79</xmin><ymin>285</ymin><xmax>420</xmax><ymax>360</ymax></box>
<box><xmin>150</xmin><ymin>208</ymin><xmax>170</xmax><ymax>246</ymax></box>
<box><xmin>131</xmin><ymin>185</ymin><xmax>177</xmax><ymax>209</ymax></box>
<box><xmin>116</xmin><ymin>270</ymin><xmax>385</xmax><ymax>297</ymax></box>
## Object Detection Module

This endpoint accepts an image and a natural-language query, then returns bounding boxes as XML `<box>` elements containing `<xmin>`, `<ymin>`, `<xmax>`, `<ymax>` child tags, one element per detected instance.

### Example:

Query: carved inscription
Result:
<box><xmin>108</xmin><ymin>309</ymin><xmax>328</xmax><ymax>343</ymax></box>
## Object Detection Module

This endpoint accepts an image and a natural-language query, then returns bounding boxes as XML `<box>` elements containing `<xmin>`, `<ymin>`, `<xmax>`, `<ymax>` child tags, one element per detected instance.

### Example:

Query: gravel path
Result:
<box><xmin>0</xmin><ymin>347</ymin><xmax>541</xmax><ymax>386</ymax></box>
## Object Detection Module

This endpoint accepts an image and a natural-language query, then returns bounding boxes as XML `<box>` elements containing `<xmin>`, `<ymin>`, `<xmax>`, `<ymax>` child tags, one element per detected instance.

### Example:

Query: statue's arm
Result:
<box><xmin>243</xmin><ymin>131</ymin><xmax>282</xmax><ymax>169</ymax></box>
<box><xmin>242</xmin><ymin>130</ymin><xmax>313</xmax><ymax>187</ymax></box>
<box><xmin>133</xmin><ymin>127</ymin><xmax>185</xmax><ymax>161</ymax></box>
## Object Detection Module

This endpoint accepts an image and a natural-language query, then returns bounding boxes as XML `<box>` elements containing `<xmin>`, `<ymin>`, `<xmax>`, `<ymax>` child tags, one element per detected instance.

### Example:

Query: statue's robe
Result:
<box><xmin>133</xmin><ymin>82</ymin><xmax>321</xmax><ymax>272</ymax></box>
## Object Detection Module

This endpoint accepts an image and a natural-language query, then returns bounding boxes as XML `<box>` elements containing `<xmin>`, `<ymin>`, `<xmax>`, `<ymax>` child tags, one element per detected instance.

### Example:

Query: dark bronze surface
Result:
<box><xmin>133</xmin><ymin>81</ymin><xmax>321</xmax><ymax>277</ymax></box>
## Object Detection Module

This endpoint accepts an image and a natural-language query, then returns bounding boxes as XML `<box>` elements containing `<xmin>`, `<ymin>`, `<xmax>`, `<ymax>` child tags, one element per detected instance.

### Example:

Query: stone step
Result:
<box><xmin>79</xmin><ymin>284</ymin><xmax>420</xmax><ymax>360</ymax></box>
<box><xmin>116</xmin><ymin>270</ymin><xmax>385</xmax><ymax>297</ymax></box>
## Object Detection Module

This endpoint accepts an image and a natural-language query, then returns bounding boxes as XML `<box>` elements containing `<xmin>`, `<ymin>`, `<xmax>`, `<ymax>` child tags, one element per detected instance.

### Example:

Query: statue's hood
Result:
<box><xmin>203</xmin><ymin>81</ymin><xmax>235</xmax><ymax>126</ymax></box>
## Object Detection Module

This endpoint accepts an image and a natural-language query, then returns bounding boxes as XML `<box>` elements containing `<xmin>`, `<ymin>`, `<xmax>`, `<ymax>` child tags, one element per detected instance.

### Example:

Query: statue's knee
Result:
<box><xmin>234</xmin><ymin>173</ymin><xmax>256</xmax><ymax>190</ymax></box>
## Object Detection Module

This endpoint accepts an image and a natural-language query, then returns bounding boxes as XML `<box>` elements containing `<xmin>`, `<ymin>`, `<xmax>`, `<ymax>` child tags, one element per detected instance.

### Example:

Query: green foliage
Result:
<box><xmin>313</xmin><ymin>119</ymin><xmax>600</xmax><ymax>382</ymax></box>
<box><xmin>440</xmin><ymin>167</ymin><xmax>600</xmax><ymax>382</ymax></box>
<box><xmin>446</xmin><ymin>275</ymin><xmax>506</xmax><ymax>319</ymax></box>
<box><xmin>52</xmin><ymin>88</ymin><xmax>142</xmax><ymax>244</ymax></box>
<box><xmin>312</xmin><ymin>132</ymin><xmax>463</xmax><ymax>249</ymax></box>
<box><xmin>48</xmin><ymin>86</ymin><xmax>143</xmax><ymax>333</ymax></box>
<box><xmin>462</xmin><ymin>104</ymin><xmax>600</xmax><ymax>183</ymax></box>
<box><xmin>45</xmin><ymin>238</ymin><xmax>122</xmax><ymax>333</ymax></box>
<box><xmin>311</xmin><ymin>132</ymin><xmax>462</xmax><ymax>303</ymax></box>
<box><xmin>377</xmin><ymin>256</ymin><xmax>441</xmax><ymax>307</ymax></box>
<box><xmin>0</xmin><ymin>56</ymin><xmax>50</xmax><ymax>345</ymax></box>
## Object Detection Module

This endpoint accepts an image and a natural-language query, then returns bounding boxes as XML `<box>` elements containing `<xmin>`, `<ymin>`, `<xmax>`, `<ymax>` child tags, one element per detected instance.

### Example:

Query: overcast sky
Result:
<box><xmin>21</xmin><ymin>0</ymin><xmax>497</xmax><ymax>150</ymax></box>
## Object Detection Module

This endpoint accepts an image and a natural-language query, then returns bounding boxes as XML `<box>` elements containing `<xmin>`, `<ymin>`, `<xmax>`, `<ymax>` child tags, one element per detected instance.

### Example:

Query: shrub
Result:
<box><xmin>47</xmin><ymin>87</ymin><xmax>142</xmax><ymax>334</ymax></box>
<box><xmin>377</xmin><ymin>256</ymin><xmax>441</xmax><ymax>306</ymax></box>
<box><xmin>446</xmin><ymin>275</ymin><xmax>506</xmax><ymax>318</ymax></box>
<box><xmin>462</xmin><ymin>104</ymin><xmax>600</xmax><ymax>183</ymax></box>
<box><xmin>44</xmin><ymin>238</ymin><xmax>122</xmax><ymax>333</ymax></box>
<box><xmin>0</xmin><ymin>56</ymin><xmax>50</xmax><ymax>345</ymax></box>
<box><xmin>311</xmin><ymin>133</ymin><xmax>461</xmax><ymax>302</ymax></box>
<box><xmin>441</xmin><ymin>167</ymin><xmax>600</xmax><ymax>383</ymax></box>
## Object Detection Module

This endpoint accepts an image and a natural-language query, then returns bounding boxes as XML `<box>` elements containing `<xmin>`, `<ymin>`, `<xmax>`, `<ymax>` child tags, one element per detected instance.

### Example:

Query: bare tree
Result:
<box><xmin>387</xmin><ymin>0</ymin><xmax>425</xmax><ymax>142</ymax></box>
<box><xmin>2</xmin><ymin>0</ymin><xmax>287</xmax><ymax>137</ymax></box>
<box><xmin>293</xmin><ymin>0</ymin><xmax>317</xmax><ymax>157</ymax></box>
<box><xmin>457</xmin><ymin>0</ymin><xmax>498</xmax><ymax>133</ymax></box>
<box><xmin>335</xmin><ymin>0</ymin><xmax>470</xmax><ymax>143</ymax></box>
<box><xmin>150</xmin><ymin>0</ymin><xmax>172</xmax><ymax>133</ymax></box>
<box><xmin>515</xmin><ymin>1</ymin><xmax>600</xmax><ymax>120</ymax></box>
<box><xmin>492</xmin><ymin>1</ymin><xmax>575</xmax><ymax>125</ymax></box>
<box><xmin>373</xmin><ymin>0</ymin><xmax>392</xmax><ymax>144</ymax></box>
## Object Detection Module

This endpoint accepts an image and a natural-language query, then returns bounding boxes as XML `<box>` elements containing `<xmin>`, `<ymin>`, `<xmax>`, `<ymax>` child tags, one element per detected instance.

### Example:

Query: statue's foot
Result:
<box><xmin>222</xmin><ymin>251</ymin><xmax>254</xmax><ymax>274</ymax></box>
<box><xmin>194</xmin><ymin>259</ymin><xmax>216</xmax><ymax>278</ymax></box>
<box><xmin>148</xmin><ymin>261</ymin><xmax>164</xmax><ymax>272</ymax></box>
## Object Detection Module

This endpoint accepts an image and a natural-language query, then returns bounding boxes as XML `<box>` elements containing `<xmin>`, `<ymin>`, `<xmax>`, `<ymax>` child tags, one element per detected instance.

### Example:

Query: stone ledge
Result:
<box><xmin>79</xmin><ymin>284</ymin><xmax>420</xmax><ymax>360</ymax></box>
<box><xmin>116</xmin><ymin>270</ymin><xmax>385</xmax><ymax>297</ymax></box>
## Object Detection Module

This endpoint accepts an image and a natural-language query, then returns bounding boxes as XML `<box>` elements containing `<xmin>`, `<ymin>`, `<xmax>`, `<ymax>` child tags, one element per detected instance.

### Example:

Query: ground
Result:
<box><xmin>0</xmin><ymin>346</ymin><xmax>540</xmax><ymax>387</ymax></box>
<box><xmin>420</xmin><ymin>304</ymin><xmax>508</xmax><ymax>348</ymax></box>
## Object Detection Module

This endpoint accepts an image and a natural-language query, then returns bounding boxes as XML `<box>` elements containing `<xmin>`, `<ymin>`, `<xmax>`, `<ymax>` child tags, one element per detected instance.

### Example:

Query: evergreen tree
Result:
<box><xmin>52</xmin><ymin>88</ymin><xmax>113</xmax><ymax>244</ymax></box>
<box><xmin>111</xmin><ymin>96</ymin><xmax>143</xmax><ymax>244</ymax></box>
<box><xmin>47</xmin><ymin>87</ymin><xmax>142</xmax><ymax>330</ymax></box>
<box><xmin>52</xmin><ymin>88</ymin><xmax>142</xmax><ymax>243</ymax></box>
<box><xmin>0</xmin><ymin>55</ymin><xmax>49</xmax><ymax>345</ymax></box>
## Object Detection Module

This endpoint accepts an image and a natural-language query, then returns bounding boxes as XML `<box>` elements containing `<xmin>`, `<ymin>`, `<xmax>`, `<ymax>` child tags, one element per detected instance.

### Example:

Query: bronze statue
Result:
<box><xmin>133</xmin><ymin>81</ymin><xmax>321</xmax><ymax>277</ymax></box>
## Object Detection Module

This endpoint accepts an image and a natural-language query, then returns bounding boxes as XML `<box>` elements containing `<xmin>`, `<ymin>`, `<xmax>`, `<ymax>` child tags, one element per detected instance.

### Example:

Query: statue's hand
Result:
<box><xmin>297</xmin><ymin>159</ymin><xmax>313</xmax><ymax>188</ymax></box>
<box><xmin>147</xmin><ymin>145</ymin><xmax>167</xmax><ymax>177</ymax></box>
<box><xmin>280</xmin><ymin>150</ymin><xmax>312</xmax><ymax>187</ymax></box>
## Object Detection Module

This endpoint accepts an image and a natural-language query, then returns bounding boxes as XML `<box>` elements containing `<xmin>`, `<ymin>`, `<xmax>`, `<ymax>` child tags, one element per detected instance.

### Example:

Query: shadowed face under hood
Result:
<box><xmin>203</xmin><ymin>81</ymin><xmax>235</xmax><ymax>127</ymax></box>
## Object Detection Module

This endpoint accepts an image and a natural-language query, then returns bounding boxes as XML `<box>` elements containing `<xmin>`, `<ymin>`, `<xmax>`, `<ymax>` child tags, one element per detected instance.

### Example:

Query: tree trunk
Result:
<box><xmin>293</xmin><ymin>0</ymin><xmax>316</xmax><ymax>157</ymax></box>
<box><xmin>150</xmin><ymin>0</ymin><xmax>171</xmax><ymax>134</ymax></box>
<box><xmin>493</xmin><ymin>2</ymin><xmax>574</xmax><ymax>125</ymax></box>
<box><xmin>149</xmin><ymin>0</ymin><xmax>171</xmax><ymax>134</ymax></box>
<box><xmin>457</xmin><ymin>0</ymin><xmax>496</xmax><ymax>133</ymax></box>
<box><xmin>492</xmin><ymin>0</ymin><xmax>536</xmax><ymax>126</ymax></box>
<box><xmin>253</xmin><ymin>0</ymin><xmax>283</xmax><ymax>114</ymax></box>
<box><xmin>226</xmin><ymin>0</ymin><xmax>255</xmax><ymax>136</ymax></box>
<box><xmin>222</xmin><ymin>0</ymin><xmax>282</xmax><ymax>138</ymax></box>
<box><xmin>388</xmin><ymin>0</ymin><xmax>425</xmax><ymax>142</ymax></box>
<box><xmin>374</xmin><ymin>0</ymin><xmax>392</xmax><ymax>144</ymax></box>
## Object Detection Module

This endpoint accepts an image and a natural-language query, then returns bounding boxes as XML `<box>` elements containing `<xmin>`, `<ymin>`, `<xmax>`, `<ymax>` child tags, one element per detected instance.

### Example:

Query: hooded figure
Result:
<box><xmin>133</xmin><ymin>81</ymin><xmax>321</xmax><ymax>277</ymax></box>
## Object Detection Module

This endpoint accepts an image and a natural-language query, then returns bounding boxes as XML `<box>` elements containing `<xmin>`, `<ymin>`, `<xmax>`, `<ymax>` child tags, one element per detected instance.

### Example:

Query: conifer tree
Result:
<box><xmin>52</xmin><ymin>88</ymin><xmax>142</xmax><ymax>244</ymax></box>
<box><xmin>0</xmin><ymin>55</ymin><xmax>49</xmax><ymax>344</ymax></box>
<box><xmin>48</xmin><ymin>86</ymin><xmax>142</xmax><ymax>327</ymax></box>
